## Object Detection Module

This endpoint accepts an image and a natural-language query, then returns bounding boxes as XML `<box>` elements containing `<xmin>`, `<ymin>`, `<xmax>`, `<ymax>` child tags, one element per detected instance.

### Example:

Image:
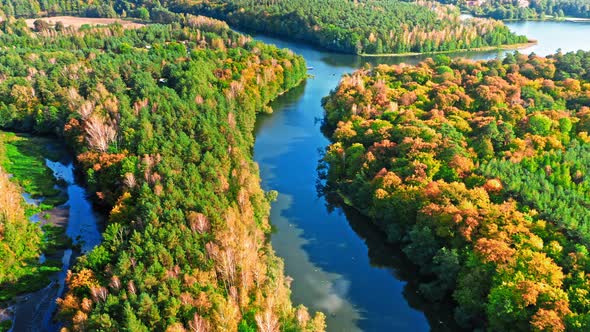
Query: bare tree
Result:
<box><xmin>255</xmin><ymin>309</ymin><xmax>279</xmax><ymax>332</ymax></box>
<box><xmin>188</xmin><ymin>313</ymin><xmax>211</xmax><ymax>332</ymax></box>
<box><xmin>188</xmin><ymin>212</ymin><xmax>210</xmax><ymax>234</ymax></box>
<box><xmin>124</xmin><ymin>172</ymin><xmax>136</xmax><ymax>189</ymax></box>
<box><xmin>85</xmin><ymin>115</ymin><xmax>117</xmax><ymax>152</ymax></box>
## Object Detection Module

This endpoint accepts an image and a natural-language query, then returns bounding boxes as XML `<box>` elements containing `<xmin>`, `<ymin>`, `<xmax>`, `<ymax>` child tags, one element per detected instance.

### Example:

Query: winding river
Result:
<box><xmin>252</xmin><ymin>20</ymin><xmax>590</xmax><ymax>331</ymax></box>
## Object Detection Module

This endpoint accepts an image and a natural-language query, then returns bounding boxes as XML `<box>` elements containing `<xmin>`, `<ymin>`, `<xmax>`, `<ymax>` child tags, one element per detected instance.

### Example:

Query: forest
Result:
<box><xmin>0</xmin><ymin>0</ymin><xmax>530</xmax><ymax>55</ymax></box>
<box><xmin>0</xmin><ymin>0</ymin><xmax>189</xmax><ymax>23</ymax></box>
<box><xmin>322</xmin><ymin>50</ymin><xmax>590</xmax><ymax>330</ymax></box>
<box><xmin>0</xmin><ymin>15</ymin><xmax>324</xmax><ymax>331</ymax></box>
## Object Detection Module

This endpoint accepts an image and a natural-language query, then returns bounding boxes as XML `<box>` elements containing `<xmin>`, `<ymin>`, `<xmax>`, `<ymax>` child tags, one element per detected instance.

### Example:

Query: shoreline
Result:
<box><xmin>359</xmin><ymin>40</ymin><xmax>538</xmax><ymax>57</ymax></box>
<box><xmin>462</xmin><ymin>11</ymin><xmax>590</xmax><ymax>22</ymax></box>
<box><xmin>501</xmin><ymin>16</ymin><xmax>590</xmax><ymax>22</ymax></box>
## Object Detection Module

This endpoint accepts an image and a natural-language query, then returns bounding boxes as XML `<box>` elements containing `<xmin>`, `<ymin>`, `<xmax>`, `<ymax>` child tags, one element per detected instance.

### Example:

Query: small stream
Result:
<box><xmin>10</xmin><ymin>151</ymin><xmax>102</xmax><ymax>332</ymax></box>
<box><xmin>45</xmin><ymin>159</ymin><xmax>102</xmax><ymax>253</ymax></box>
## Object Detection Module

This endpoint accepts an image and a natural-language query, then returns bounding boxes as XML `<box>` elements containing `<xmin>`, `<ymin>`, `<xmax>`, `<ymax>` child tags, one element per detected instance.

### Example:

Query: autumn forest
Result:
<box><xmin>0</xmin><ymin>0</ymin><xmax>589</xmax><ymax>331</ymax></box>
<box><xmin>323</xmin><ymin>51</ymin><xmax>590</xmax><ymax>331</ymax></box>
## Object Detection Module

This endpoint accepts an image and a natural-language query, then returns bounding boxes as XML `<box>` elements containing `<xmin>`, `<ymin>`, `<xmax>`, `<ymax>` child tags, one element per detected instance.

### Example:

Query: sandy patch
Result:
<box><xmin>25</xmin><ymin>16</ymin><xmax>144</xmax><ymax>29</ymax></box>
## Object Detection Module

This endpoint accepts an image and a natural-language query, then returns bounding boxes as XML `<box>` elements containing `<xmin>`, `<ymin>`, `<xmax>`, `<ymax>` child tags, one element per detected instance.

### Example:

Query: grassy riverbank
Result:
<box><xmin>0</xmin><ymin>132</ymin><xmax>67</xmax><ymax>207</ymax></box>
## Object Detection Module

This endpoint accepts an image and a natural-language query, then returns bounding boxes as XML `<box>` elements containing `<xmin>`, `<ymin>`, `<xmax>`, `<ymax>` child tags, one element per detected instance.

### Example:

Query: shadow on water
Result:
<box><xmin>322</xmin><ymin>192</ymin><xmax>465</xmax><ymax>332</ymax></box>
<box><xmin>255</xmin><ymin>80</ymin><xmax>308</xmax><ymax>136</ymax></box>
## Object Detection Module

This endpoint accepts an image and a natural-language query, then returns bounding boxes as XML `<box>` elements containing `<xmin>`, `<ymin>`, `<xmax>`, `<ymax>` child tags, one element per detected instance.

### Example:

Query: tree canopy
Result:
<box><xmin>448</xmin><ymin>0</ymin><xmax>590</xmax><ymax>20</ymax></box>
<box><xmin>322</xmin><ymin>51</ymin><xmax>590</xmax><ymax>331</ymax></box>
<box><xmin>0</xmin><ymin>16</ymin><xmax>324</xmax><ymax>331</ymax></box>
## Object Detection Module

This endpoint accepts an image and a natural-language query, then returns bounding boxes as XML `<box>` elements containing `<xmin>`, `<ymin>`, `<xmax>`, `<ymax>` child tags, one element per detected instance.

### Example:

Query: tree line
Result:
<box><xmin>442</xmin><ymin>0</ymin><xmax>590</xmax><ymax>20</ymax></box>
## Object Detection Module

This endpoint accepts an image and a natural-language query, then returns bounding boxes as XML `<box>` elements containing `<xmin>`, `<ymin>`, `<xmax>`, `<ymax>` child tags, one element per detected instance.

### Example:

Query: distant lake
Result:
<box><xmin>506</xmin><ymin>20</ymin><xmax>590</xmax><ymax>56</ymax></box>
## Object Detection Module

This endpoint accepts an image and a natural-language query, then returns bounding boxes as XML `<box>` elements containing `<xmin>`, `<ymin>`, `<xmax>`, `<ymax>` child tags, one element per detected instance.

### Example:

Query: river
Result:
<box><xmin>252</xmin><ymin>20</ymin><xmax>590</xmax><ymax>331</ymax></box>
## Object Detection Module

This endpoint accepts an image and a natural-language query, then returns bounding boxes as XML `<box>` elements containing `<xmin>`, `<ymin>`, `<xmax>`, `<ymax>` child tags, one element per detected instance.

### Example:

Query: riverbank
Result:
<box><xmin>502</xmin><ymin>13</ymin><xmax>590</xmax><ymax>22</ymax></box>
<box><xmin>562</xmin><ymin>17</ymin><xmax>590</xmax><ymax>22</ymax></box>
<box><xmin>320</xmin><ymin>49</ymin><xmax>590</xmax><ymax>329</ymax></box>
<box><xmin>359</xmin><ymin>40</ymin><xmax>537</xmax><ymax>57</ymax></box>
<box><xmin>464</xmin><ymin>12</ymin><xmax>590</xmax><ymax>23</ymax></box>
<box><xmin>251</xmin><ymin>30</ymin><xmax>438</xmax><ymax>330</ymax></box>
<box><xmin>500</xmin><ymin>17</ymin><xmax>590</xmax><ymax>22</ymax></box>
<box><xmin>230</xmin><ymin>19</ymin><xmax>590</xmax><ymax>332</ymax></box>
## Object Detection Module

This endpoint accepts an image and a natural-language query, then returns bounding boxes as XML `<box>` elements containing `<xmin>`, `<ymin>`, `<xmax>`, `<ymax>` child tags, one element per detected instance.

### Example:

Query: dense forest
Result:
<box><xmin>0</xmin><ymin>0</ymin><xmax>188</xmax><ymax>23</ymax></box>
<box><xmin>0</xmin><ymin>0</ymin><xmax>118</xmax><ymax>18</ymax></box>
<box><xmin>0</xmin><ymin>0</ymin><xmax>159</xmax><ymax>20</ymax></box>
<box><xmin>0</xmin><ymin>16</ymin><xmax>325</xmax><ymax>331</ymax></box>
<box><xmin>0</xmin><ymin>0</ymin><xmax>530</xmax><ymax>55</ymax></box>
<box><xmin>442</xmin><ymin>0</ymin><xmax>590</xmax><ymax>20</ymax></box>
<box><xmin>322</xmin><ymin>50</ymin><xmax>590</xmax><ymax>330</ymax></box>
